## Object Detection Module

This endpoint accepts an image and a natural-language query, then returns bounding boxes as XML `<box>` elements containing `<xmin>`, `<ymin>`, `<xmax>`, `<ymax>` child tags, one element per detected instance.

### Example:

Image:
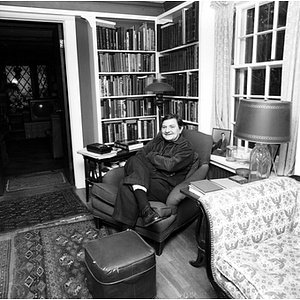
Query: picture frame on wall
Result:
<box><xmin>211</xmin><ymin>128</ymin><xmax>231</xmax><ymax>157</ymax></box>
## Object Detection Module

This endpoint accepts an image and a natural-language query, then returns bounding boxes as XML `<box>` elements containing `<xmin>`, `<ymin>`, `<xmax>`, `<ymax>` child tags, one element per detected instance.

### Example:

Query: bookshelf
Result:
<box><xmin>157</xmin><ymin>1</ymin><xmax>199</xmax><ymax>130</ymax></box>
<box><xmin>95</xmin><ymin>17</ymin><xmax>157</xmax><ymax>144</ymax></box>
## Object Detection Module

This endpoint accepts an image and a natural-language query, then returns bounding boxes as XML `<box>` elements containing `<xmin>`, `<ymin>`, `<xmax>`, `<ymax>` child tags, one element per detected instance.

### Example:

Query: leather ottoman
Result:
<box><xmin>85</xmin><ymin>230</ymin><xmax>156</xmax><ymax>298</ymax></box>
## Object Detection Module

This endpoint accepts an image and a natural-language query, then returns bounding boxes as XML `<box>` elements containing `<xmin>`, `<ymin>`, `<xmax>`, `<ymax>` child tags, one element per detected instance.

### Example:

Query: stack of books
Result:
<box><xmin>114</xmin><ymin>140</ymin><xmax>144</xmax><ymax>151</ymax></box>
<box><xmin>188</xmin><ymin>179</ymin><xmax>224</xmax><ymax>197</ymax></box>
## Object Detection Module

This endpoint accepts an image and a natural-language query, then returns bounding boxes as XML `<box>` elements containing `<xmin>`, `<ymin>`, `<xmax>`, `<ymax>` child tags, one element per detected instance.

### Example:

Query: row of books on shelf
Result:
<box><xmin>101</xmin><ymin>97</ymin><xmax>155</xmax><ymax>119</ymax></box>
<box><xmin>185</xmin><ymin>124</ymin><xmax>198</xmax><ymax>130</ymax></box>
<box><xmin>164</xmin><ymin>72</ymin><xmax>198</xmax><ymax>97</ymax></box>
<box><xmin>98</xmin><ymin>52</ymin><xmax>155</xmax><ymax>73</ymax></box>
<box><xmin>163</xmin><ymin>99</ymin><xmax>198</xmax><ymax>123</ymax></box>
<box><xmin>157</xmin><ymin>1</ymin><xmax>199</xmax><ymax>51</ymax></box>
<box><xmin>159</xmin><ymin>45</ymin><xmax>198</xmax><ymax>72</ymax></box>
<box><xmin>96</xmin><ymin>21</ymin><xmax>155</xmax><ymax>51</ymax></box>
<box><xmin>99</xmin><ymin>74</ymin><xmax>154</xmax><ymax>97</ymax></box>
<box><xmin>102</xmin><ymin>118</ymin><xmax>156</xmax><ymax>143</ymax></box>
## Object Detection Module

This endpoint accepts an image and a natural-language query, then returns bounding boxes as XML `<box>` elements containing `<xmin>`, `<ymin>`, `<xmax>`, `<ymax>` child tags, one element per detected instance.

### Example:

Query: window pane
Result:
<box><xmin>5</xmin><ymin>66</ymin><xmax>33</xmax><ymax>98</ymax></box>
<box><xmin>251</xmin><ymin>68</ymin><xmax>265</xmax><ymax>95</ymax></box>
<box><xmin>245</xmin><ymin>37</ymin><xmax>253</xmax><ymax>63</ymax></box>
<box><xmin>233</xmin><ymin>97</ymin><xmax>240</xmax><ymax>121</ymax></box>
<box><xmin>258</xmin><ymin>2</ymin><xmax>274</xmax><ymax>32</ymax></box>
<box><xmin>235</xmin><ymin>69</ymin><xmax>248</xmax><ymax>95</ymax></box>
<box><xmin>269</xmin><ymin>67</ymin><xmax>282</xmax><ymax>96</ymax></box>
<box><xmin>37</xmin><ymin>65</ymin><xmax>49</xmax><ymax>98</ymax></box>
<box><xmin>276</xmin><ymin>30</ymin><xmax>285</xmax><ymax>60</ymax></box>
<box><xmin>246</xmin><ymin>7</ymin><xmax>255</xmax><ymax>34</ymax></box>
<box><xmin>257</xmin><ymin>33</ymin><xmax>272</xmax><ymax>62</ymax></box>
<box><xmin>278</xmin><ymin>1</ymin><xmax>288</xmax><ymax>27</ymax></box>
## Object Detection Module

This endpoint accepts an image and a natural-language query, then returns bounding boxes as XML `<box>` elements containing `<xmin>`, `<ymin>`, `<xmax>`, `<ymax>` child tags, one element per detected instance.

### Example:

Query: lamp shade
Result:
<box><xmin>145</xmin><ymin>79</ymin><xmax>175</xmax><ymax>94</ymax></box>
<box><xmin>234</xmin><ymin>99</ymin><xmax>291</xmax><ymax>144</ymax></box>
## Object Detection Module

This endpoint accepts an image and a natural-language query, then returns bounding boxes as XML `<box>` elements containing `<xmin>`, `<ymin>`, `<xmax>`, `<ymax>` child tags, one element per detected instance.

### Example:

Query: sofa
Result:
<box><xmin>87</xmin><ymin>129</ymin><xmax>213</xmax><ymax>255</ymax></box>
<box><xmin>198</xmin><ymin>176</ymin><xmax>300</xmax><ymax>298</ymax></box>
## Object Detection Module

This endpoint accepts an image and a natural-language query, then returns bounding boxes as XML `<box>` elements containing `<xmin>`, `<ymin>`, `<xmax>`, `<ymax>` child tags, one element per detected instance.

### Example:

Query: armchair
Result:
<box><xmin>87</xmin><ymin>129</ymin><xmax>213</xmax><ymax>255</ymax></box>
<box><xmin>199</xmin><ymin>176</ymin><xmax>300</xmax><ymax>298</ymax></box>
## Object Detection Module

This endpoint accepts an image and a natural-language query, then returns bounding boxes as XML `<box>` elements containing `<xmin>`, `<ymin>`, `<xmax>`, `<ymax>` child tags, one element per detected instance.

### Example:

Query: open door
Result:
<box><xmin>53</xmin><ymin>24</ymin><xmax>74</xmax><ymax>184</ymax></box>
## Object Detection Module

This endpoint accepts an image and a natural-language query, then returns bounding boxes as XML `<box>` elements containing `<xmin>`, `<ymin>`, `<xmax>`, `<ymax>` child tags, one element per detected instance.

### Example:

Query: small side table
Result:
<box><xmin>181</xmin><ymin>178</ymin><xmax>241</xmax><ymax>267</ymax></box>
<box><xmin>209</xmin><ymin>154</ymin><xmax>249</xmax><ymax>179</ymax></box>
<box><xmin>77</xmin><ymin>148</ymin><xmax>138</xmax><ymax>202</ymax></box>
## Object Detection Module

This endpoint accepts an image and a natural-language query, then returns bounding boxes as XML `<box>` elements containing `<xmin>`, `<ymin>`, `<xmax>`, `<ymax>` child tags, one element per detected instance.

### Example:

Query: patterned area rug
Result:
<box><xmin>0</xmin><ymin>240</ymin><xmax>11</xmax><ymax>299</ymax></box>
<box><xmin>10</xmin><ymin>220</ymin><xmax>117</xmax><ymax>299</ymax></box>
<box><xmin>6</xmin><ymin>171</ymin><xmax>66</xmax><ymax>192</ymax></box>
<box><xmin>0</xmin><ymin>189</ymin><xmax>90</xmax><ymax>234</ymax></box>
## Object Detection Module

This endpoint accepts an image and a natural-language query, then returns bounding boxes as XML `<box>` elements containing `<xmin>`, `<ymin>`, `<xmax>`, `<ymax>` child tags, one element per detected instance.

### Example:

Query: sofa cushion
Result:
<box><xmin>216</xmin><ymin>233</ymin><xmax>300</xmax><ymax>299</ymax></box>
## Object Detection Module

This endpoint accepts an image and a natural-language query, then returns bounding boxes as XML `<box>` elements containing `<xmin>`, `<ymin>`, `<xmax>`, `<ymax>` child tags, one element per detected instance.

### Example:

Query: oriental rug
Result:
<box><xmin>0</xmin><ymin>189</ymin><xmax>90</xmax><ymax>234</ymax></box>
<box><xmin>0</xmin><ymin>239</ymin><xmax>11</xmax><ymax>299</ymax></box>
<box><xmin>10</xmin><ymin>220</ymin><xmax>117</xmax><ymax>299</ymax></box>
<box><xmin>6</xmin><ymin>171</ymin><xmax>66</xmax><ymax>192</ymax></box>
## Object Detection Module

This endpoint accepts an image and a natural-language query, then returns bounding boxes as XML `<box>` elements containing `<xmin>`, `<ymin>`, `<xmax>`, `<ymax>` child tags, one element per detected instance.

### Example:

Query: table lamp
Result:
<box><xmin>145</xmin><ymin>78</ymin><xmax>175</xmax><ymax>126</ymax></box>
<box><xmin>234</xmin><ymin>99</ymin><xmax>291</xmax><ymax>182</ymax></box>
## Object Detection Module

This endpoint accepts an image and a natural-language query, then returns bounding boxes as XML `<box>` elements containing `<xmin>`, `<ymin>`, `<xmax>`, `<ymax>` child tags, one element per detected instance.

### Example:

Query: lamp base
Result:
<box><xmin>248</xmin><ymin>143</ymin><xmax>272</xmax><ymax>182</ymax></box>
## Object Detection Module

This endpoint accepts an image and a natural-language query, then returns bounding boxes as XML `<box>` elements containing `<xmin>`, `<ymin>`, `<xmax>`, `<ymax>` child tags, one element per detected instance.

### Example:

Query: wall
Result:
<box><xmin>75</xmin><ymin>16</ymin><xmax>98</xmax><ymax>146</ymax></box>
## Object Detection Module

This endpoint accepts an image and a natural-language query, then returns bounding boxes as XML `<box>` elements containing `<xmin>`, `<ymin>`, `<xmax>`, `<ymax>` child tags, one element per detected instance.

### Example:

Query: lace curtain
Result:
<box><xmin>210</xmin><ymin>1</ymin><xmax>235</xmax><ymax>130</ymax></box>
<box><xmin>277</xmin><ymin>2</ymin><xmax>300</xmax><ymax>176</ymax></box>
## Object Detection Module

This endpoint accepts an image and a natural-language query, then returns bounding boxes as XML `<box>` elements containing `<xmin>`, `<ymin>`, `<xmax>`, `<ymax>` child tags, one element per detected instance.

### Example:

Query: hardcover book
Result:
<box><xmin>114</xmin><ymin>140</ymin><xmax>143</xmax><ymax>151</ymax></box>
<box><xmin>229</xmin><ymin>175</ymin><xmax>248</xmax><ymax>184</ymax></box>
<box><xmin>189</xmin><ymin>179</ymin><xmax>224</xmax><ymax>196</ymax></box>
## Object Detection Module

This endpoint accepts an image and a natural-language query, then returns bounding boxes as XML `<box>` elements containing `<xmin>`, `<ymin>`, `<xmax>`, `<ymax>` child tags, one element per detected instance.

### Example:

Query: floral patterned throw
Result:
<box><xmin>200</xmin><ymin>177</ymin><xmax>300</xmax><ymax>298</ymax></box>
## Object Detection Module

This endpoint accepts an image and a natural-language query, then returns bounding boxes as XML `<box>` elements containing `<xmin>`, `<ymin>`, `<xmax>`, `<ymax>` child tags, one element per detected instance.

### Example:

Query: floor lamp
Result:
<box><xmin>234</xmin><ymin>99</ymin><xmax>291</xmax><ymax>182</ymax></box>
<box><xmin>145</xmin><ymin>79</ymin><xmax>175</xmax><ymax>127</ymax></box>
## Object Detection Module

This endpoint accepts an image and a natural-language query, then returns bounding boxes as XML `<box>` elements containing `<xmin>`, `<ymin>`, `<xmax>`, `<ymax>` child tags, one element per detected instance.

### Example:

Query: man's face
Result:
<box><xmin>161</xmin><ymin>118</ymin><xmax>182</xmax><ymax>142</ymax></box>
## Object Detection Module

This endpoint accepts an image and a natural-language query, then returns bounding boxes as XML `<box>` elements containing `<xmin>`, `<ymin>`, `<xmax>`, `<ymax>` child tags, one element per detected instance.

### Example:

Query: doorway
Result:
<box><xmin>0</xmin><ymin>19</ymin><xmax>74</xmax><ymax>192</ymax></box>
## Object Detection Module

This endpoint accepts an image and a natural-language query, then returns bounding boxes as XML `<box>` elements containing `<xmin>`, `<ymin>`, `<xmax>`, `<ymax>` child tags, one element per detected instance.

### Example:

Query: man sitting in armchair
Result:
<box><xmin>112</xmin><ymin>114</ymin><xmax>197</xmax><ymax>227</ymax></box>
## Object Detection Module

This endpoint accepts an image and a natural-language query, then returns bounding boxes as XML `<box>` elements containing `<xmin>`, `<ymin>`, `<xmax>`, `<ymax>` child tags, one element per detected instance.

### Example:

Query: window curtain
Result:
<box><xmin>210</xmin><ymin>1</ymin><xmax>235</xmax><ymax>130</ymax></box>
<box><xmin>277</xmin><ymin>2</ymin><xmax>300</xmax><ymax>176</ymax></box>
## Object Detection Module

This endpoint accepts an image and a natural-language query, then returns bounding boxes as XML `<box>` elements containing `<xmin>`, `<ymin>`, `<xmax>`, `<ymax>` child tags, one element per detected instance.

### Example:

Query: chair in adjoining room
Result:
<box><xmin>87</xmin><ymin>129</ymin><xmax>213</xmax><ymax>255</ymax></box>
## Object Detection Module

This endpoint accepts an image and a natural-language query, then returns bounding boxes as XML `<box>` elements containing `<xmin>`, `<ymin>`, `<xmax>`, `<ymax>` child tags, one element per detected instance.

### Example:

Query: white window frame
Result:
<box><xmin>231</xmin><ymin>1</ymin><xmax>287</xmax><ymax>150</ymax></box>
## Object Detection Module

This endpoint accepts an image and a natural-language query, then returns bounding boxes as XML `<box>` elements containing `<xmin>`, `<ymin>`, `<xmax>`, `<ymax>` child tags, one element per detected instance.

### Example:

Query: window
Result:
<box><xmin>5</xmin><ymin>64</ymin><xmax>49</xmax><ymax>99</ymax></box>
<box><xmin>232</xmin><ymin>1</ymin><xmax>288</xmax><ymax>146</ymax></box>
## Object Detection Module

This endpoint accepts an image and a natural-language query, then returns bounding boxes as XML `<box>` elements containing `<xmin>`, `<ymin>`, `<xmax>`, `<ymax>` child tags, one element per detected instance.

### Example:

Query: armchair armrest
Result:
<box><xmin>102</xmin><ymin>167</ymin><xmax>124</xmax><ymax>186</ymax></box>
<box><xmin>166</xmin><ymin>164</ymin><xmax>209</xmax><ymax>214</ymax></box>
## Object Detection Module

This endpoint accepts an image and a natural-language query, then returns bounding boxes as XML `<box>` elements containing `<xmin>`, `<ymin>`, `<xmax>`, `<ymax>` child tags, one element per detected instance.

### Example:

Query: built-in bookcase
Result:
<box><xmin>95</xmin><ymin>17</ymin><xmax>157</xmax><ymax>144</ymax></box>
<box><xmin>94</xmin><ymin>1</ymin><xmax>201</xmax><ymax>144</ymax></box>
<box><xmin>157</xmin><ymin>1</ymin><xmax>199</xmax><ymax>130</ymax></box>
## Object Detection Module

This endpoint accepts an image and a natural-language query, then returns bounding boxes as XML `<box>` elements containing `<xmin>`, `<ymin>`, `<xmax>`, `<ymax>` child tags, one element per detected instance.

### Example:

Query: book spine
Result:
<box><xmin>114</xmin><ymin>142</ymin><xmax>129</xmax><ymax>151</ymax></box>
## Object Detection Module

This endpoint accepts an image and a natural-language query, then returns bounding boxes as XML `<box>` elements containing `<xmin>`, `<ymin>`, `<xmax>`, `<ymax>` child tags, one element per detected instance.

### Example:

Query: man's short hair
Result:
<box><xmin>161</xmin><ymin>114</ymin><xmax>184</xmax><ymax>128</ymax></box>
